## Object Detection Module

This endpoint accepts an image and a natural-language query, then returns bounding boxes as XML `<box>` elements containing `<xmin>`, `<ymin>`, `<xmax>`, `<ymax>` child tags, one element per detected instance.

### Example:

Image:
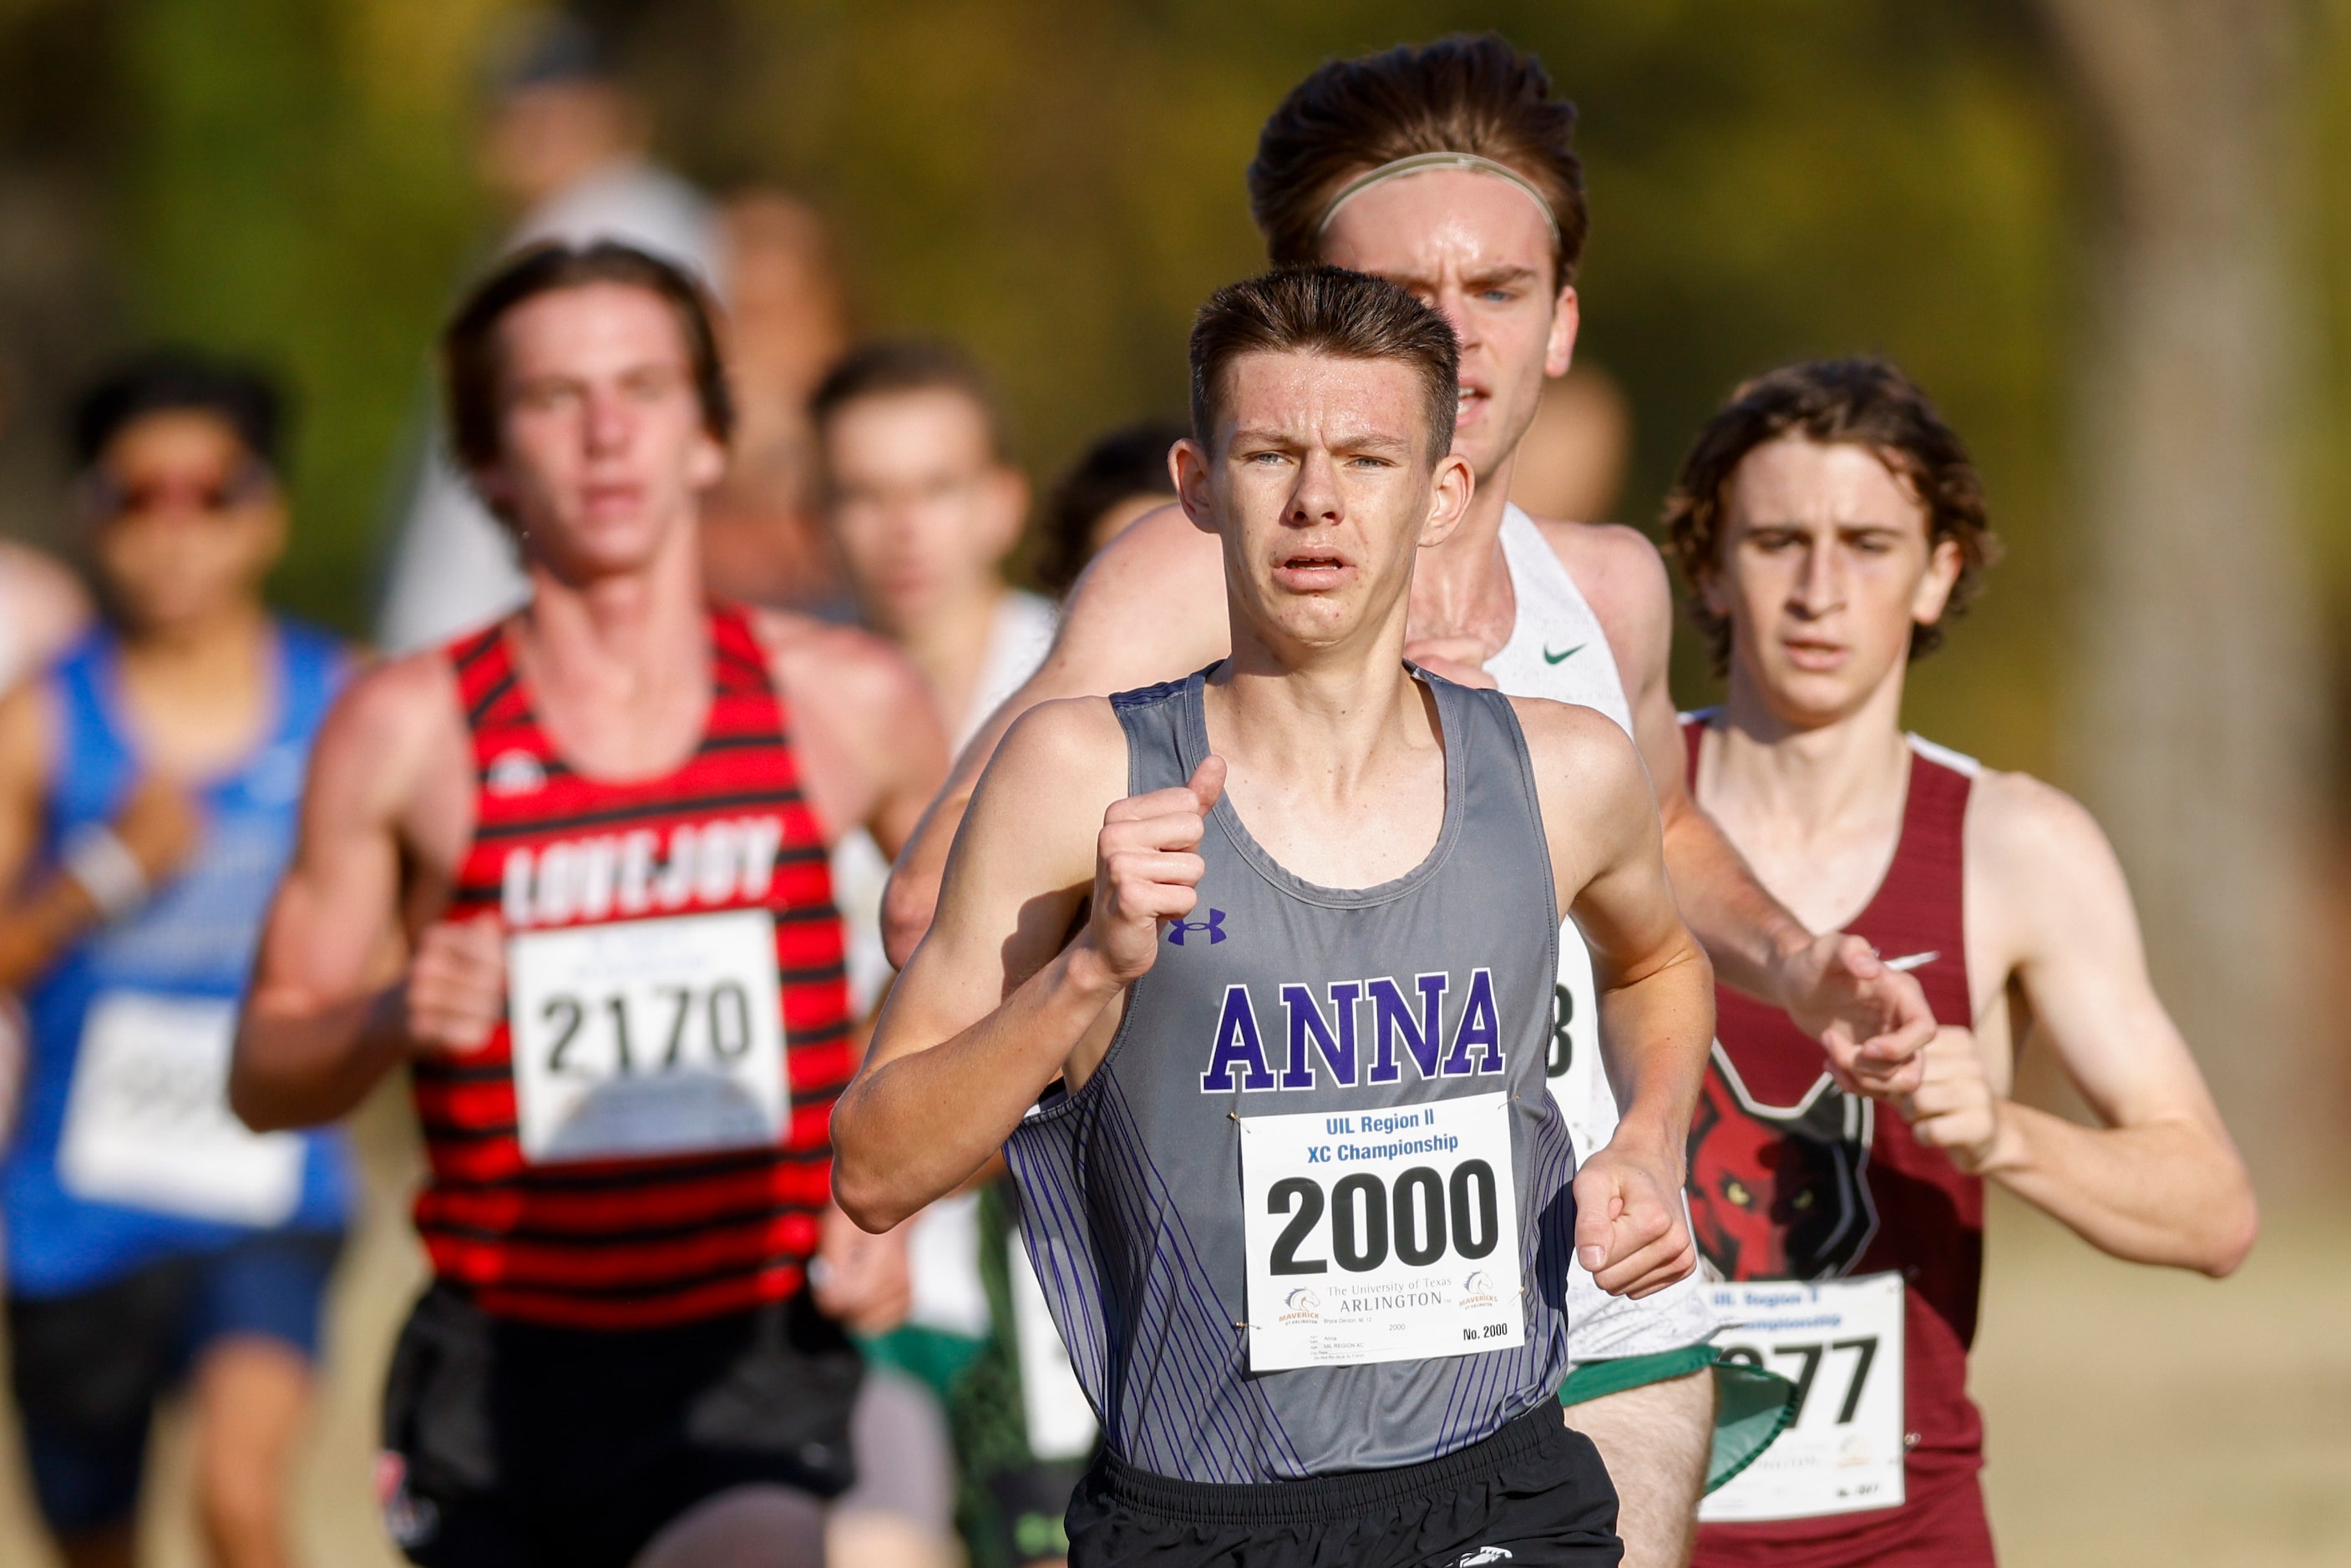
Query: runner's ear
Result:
<box><xmin>1911</xmin><ymin>535</ymin><xmax>1963</xmax><ymax>629</ymax></box>
<box><xmin>1416</xmin><ymin>451</ymin><xmax>1475</xmax><ymax>551</ymax></box>
<box><xmin>1173</xmin><ymin>438</ymin><xmax>1218</xmax><ymax>534</ymax></box>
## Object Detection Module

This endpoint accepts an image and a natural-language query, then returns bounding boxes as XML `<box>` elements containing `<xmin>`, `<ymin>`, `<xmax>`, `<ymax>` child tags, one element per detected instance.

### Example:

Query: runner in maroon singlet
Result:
<box><xmin>1663</xmin><ymin>359</ymin><xmax>2256</xmax><ymax>1565</ymax></box>
<box><xmin>230</xmin><ymin>242</ymin><xmax>949</xmax><ymax>1568</ymax></box>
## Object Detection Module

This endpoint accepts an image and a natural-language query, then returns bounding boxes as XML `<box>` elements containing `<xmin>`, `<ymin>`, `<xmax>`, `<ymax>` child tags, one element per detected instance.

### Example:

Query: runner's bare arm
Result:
<box><xmin>1553</xmin><ymin>518</ymin><xmax>1934</xmax><ymax>1095</ymax></box>
<box><xmin>1908</xmin><ymin>772</ymin><xmax>2257</xmax><ymax>1275</ymax></box>
<box><xmin>231</xmin><ymin>655</ymin><xmax>469</xmax><ymax>1130</ymax></box>
<box><xmin>836</xmin><ymin>698</ymin><xmax>1205</xmax><ymax>1232</ymax></box>
<box><xmin>0</xmin><ymin>682</ymin><xmax>200</xmax><ymax>991</ymax></box>
<box><xmin>1518</xmin><ymin>698</ymin><xmax>1710</xmax><ymax>1298</ymax></box>
<box><xmin>880</xmin><ymin>503</ymin><xmax>1226</xmax><ymax>966</ymax></box>
<box><xmin>0</xmin><ymin>685</ymin><xmax>77</xmax><ymax>989</ymax></box>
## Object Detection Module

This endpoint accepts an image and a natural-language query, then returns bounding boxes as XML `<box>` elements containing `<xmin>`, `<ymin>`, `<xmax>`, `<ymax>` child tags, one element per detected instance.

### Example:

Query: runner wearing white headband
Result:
<box><xmin>1318</xmin><ymin>150</ymin><xmax>1564</xmax><ymax>245</ymax></box>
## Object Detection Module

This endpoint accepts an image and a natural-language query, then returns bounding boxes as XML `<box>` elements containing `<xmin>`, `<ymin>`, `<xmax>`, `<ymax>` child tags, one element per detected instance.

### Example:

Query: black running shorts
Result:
<box><xmin>8</xmin><ymin>1230</ymin><xmax>342</xmax><ymax>1534</ymax></box>
<box><xmin>1065</xmin><ymin>1401</ymin><xmax>1622</xmax><ymax>1568</ymax></box>
<box><xmin>378</xmin><ymin>1282</ymin><xmax>862</xmax><ymax>1568</ymax></box>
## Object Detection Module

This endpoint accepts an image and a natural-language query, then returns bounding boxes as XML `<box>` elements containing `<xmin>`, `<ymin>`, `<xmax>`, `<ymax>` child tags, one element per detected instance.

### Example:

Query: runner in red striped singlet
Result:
<box><xmin>1661</xmin><ymin>359</ymin><xmax>2256</xmax><ymax>1566</ymax></box>
<box><xmin>231</xmin><ymin>242</ymin><xmax>949</xmax><ymax>1568</ymax></box>
<box><xmin>413</xmin><ymin>603</ymin><xmax>856</xmax><ymax>1328</ymax></box>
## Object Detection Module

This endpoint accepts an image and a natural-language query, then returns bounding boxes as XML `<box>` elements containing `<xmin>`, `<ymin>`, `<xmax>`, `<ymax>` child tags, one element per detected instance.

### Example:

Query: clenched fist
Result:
<box><xmin>1079</xmin><ymin>756</ymin><xmax>1225</xmax><ymax>986</ymax></box>
<box><xmin>1901</xmin><ymin>1026</ymin><xmax>2007</xmax><ymax>1174</ymax></box>
<box><xmin>1572</xmin><ymin>1134</ymin><xmax>1698</xmax><ymax>1298</ymax></box>
<box><xmin>405</xmin><ymin>913</ymin><xmax>506</xmax><ymax>1055</ymax></box>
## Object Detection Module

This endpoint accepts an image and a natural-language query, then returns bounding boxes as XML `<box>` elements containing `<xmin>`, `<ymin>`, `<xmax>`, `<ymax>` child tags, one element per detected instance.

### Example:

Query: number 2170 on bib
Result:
<box><xmin>1239</xmin><ymin>1090</ymin><xmax>1523</xmax><ymax>1372</ymax></box>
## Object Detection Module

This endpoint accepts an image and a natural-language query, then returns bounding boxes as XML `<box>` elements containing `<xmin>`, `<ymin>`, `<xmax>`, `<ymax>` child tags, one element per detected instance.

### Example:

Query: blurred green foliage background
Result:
<box><xmin>0</xmin><ymin>0</ymin><xmax>2341</xmax><ymax>787</ymax></box>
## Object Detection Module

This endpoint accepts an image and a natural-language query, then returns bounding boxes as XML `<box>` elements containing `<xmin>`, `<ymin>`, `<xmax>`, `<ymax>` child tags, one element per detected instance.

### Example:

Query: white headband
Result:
<box><xmin>1315</xmin><ymin>151</ymin><xmax>1561</xmax><ymax>245</ymax></box>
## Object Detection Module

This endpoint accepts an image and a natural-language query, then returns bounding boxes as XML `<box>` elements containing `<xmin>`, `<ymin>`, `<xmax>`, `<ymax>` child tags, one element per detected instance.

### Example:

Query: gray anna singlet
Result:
<box><xmin>1004</xmin><ymin>665</ymin><xmax>1578</xmax><ymax>1484</ymax></box>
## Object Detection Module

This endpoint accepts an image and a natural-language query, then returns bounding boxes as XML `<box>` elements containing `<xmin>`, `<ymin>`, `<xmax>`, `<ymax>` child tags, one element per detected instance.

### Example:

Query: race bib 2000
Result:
<box><xmin>1700</xmin><ymin>1272</ymin><xmax>1907</xmax><ymax>1522</ymax></box>
<box><xmin>506</xmin><ymin>908</ymin><xmax>787</xmax><ymax>1165</ymax></box>
<box><xmin>1239</xmin><ymin>1090</ymin><xmax>1523</xmax><ymax>1372</ymax></box>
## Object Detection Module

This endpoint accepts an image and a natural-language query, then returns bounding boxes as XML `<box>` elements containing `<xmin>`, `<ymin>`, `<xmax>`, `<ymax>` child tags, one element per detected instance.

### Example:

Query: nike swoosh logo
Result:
<box><xmin>1543</xmin><ymin>643</ymin><xmax>1585</xmax><ymax>665</ymax></box>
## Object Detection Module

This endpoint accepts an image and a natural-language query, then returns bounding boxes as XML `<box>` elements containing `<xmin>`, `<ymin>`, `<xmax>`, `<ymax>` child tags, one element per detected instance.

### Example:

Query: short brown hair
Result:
<box><xmin>442</xmin><ymin>240</ymin><xmax>732</xmax><ymax>476</ymax></box>
<box><xmin>1664</xmin><ymin>357</ymin><xmax>2000</xmax><ymax>671</ymax></box>
<box><xmin>1249</xmin><ymin>34</ymin><xmax>1588</xmax><ymax>285</ymax></box>
<box><xmin>1189</xmin><ymin>267</ymin><xmax>1459</xmax><ymax>464</ymax></box>
<box><xmin>808</xmin><ymin>338</ymin><xmax>1011</xmax><ymax>463</ymax></box>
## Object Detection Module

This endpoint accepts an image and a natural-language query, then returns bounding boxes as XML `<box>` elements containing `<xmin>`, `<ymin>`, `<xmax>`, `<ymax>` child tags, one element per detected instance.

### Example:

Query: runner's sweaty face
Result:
<box><xmin>1705</xmin><ymin>437</ymin><xmax>1962</xmax><ymax>730</ymax></box>
<box><xmin>1319</xmin><ymin>169</ymin><xmax>1575</xmax><ymax>492</ymax></box>
<box><xmin>481</xmin><ymin>281</ymin><xmax>727</xmax><ymax>580</ymax></box>
<box><xmin>1176</xmin><ymin>350</ymin><xmax>1469</xmax><ymax>660</ymax></box>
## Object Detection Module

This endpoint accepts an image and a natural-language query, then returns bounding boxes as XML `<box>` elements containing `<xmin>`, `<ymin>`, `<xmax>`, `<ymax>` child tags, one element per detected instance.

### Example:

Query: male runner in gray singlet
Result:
<box><xmin>838</xmin><ymin>265</ymin><xmax>1712</xmax><ymax>1565</ymax></box>
<box><xmin>879</xmin><ymin>38</ymin><xmax>1930</xmax><ymax>1565</ymax></box>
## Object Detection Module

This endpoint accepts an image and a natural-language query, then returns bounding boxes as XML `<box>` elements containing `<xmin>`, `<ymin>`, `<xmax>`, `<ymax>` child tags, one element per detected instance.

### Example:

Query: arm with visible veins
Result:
<box><xmin>1519</xmin><ymin>698</ymin><xmax>1710</xmax><ymax>1298</ymax></box>
<box><xmin>1905</xmin><ymin>773</ymin><xmax>2257</xmax><ymax>1276</ymax></box>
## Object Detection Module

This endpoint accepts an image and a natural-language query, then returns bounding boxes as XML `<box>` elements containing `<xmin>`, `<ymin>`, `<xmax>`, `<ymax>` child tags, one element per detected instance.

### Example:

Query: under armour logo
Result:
<box><xmin>1168</xmin><ymin>908</ymin><xmax>1227</xmax><ymax>945</ymax></box>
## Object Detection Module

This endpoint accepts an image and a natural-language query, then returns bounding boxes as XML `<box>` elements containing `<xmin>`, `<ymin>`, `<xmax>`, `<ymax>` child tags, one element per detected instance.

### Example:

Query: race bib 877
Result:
<box><xmin>1700</xmin><ymin>1272</ymin><xmax>1907</xmax><ymax>1522</ymax></box>
<box><xmin>1239</xmin><ymin>1090</ymin><xmax>1523</xmax><ymax>1372</ymax></box>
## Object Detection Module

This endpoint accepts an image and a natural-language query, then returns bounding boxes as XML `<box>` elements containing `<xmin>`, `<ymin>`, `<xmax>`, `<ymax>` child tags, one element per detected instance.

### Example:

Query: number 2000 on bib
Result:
<box><xmin>1239</xmin><ymin>1090</ymin><xmax>1523</xmax><ymax>1372</ymax></box>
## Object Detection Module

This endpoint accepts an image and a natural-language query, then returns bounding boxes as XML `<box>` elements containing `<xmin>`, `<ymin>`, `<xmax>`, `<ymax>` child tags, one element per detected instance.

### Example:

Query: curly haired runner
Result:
<box><xmin>1664</xmin><ymin>358</ymin><xmax>2256</xmax><ymax>1566</ymax></box>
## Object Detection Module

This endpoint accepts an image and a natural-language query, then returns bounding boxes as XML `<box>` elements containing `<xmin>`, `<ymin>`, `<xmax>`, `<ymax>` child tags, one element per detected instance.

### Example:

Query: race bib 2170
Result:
<box><xmin>506</xmin><ymin>908</ymin><xmax>787</xmax><ymax>1165</ymax></box>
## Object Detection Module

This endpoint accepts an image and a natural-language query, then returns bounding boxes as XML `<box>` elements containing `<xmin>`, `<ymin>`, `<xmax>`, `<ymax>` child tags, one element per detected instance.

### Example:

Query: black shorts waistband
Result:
<box><xmin>1091</xmin><ymin>1401</ymin><xmax>1568</xmax><ymax>1526</ymax></box>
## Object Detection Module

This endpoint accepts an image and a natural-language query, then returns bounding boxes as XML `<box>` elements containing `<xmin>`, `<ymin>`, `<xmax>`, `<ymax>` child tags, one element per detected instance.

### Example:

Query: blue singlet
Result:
<box><xmin>1</xmin><ymin>620</ymin><xmax>356</xmax><ymax>1297</ymax></box>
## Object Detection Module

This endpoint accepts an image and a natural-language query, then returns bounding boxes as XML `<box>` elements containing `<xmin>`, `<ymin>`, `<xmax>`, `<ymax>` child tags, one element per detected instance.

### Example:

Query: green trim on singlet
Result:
<box><xmin>1705</xmin><ymin>1354</ymin><xmax>1801</xmax><ymax>1493</ymax></box>
<box><xmin>1557</xmin><ymin>1345</ymin><xmax>1800</xmax><ymax>1495</ymax></box>
<box><xmin>856</xmin><ymin>1322</ymin><xmax>987</xmax><ymax>1405</ymax></box>
<box><xmin>1558</xmin><ymin>1343</ymin><xmax>1719</xmax><ymax>1405</ymax></box>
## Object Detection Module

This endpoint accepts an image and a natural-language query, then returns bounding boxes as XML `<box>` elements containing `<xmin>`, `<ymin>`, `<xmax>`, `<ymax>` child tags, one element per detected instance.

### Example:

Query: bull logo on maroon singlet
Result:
<box><xmin>1685</xmin><ymin>1044</ymin><xmax>1878</xmax><ymax>1280</ymax></box>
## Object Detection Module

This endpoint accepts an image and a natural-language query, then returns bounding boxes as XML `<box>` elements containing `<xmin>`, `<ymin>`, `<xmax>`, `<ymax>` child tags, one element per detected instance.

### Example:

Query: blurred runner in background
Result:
<box><xmin>700</xmin><ymin>192</ymin><xmax>857</xmax><ymax>621</ymax></box>
<box><xmin>815</xmin><ymin>341</ymin><xmax>1054</xmax><ymax>745</ymax></box>
<box><xmin>1666</xmin><ymin>358</ymin><xmax>2257</xmax><ymax>1566</ymax></box>
<box><xmin>231</xmin><ymin>243</ymin><xmax>945</xmax><ymax>1568</ymax></box>
<box><xmin>0</xmin><ymin>352</ymin><xmax>355</xmax><ymax>1568</ymax></box>
<box><xmin>0</xmin><ymin>447</ymin><xmax>96</xmax><ymax>1146</ymax></box>
<box><xmin>1031</xmin><ymin>419</ymin><xmax>1185</xmax><ymax>599</ymax></box>
<box><xmin>375</xmin><ymin>8</ymin><xmax>722</xmax><ymax>655</ymax></box>
<box><xmin>807</xmin><ymin>339</ymin><xmax>1056</xmax><ymax>1568</ymax></box>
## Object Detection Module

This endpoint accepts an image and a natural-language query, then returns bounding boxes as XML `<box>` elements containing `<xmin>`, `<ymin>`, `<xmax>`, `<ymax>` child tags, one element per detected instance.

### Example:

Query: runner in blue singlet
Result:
<box><xmin>0</xmin><ymin>353</ymin><xmax>353</xmax><ymax>1568</ymax></box>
